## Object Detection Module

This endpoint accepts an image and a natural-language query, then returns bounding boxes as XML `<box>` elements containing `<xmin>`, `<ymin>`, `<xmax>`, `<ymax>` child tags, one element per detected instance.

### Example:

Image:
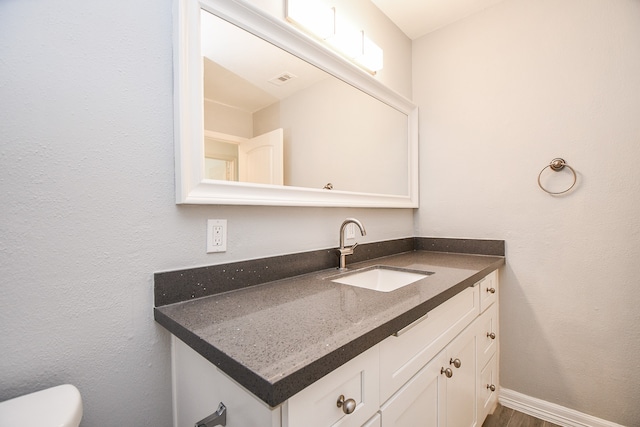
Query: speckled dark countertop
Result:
<box><xmin>154</xmin><ymin>246</ymin><xmax>504</xmax><ymax>408</ymax></box>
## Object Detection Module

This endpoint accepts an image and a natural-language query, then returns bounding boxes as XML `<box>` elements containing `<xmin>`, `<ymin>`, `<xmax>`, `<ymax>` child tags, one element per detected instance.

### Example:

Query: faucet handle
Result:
<box><xmin>338</xmin><ymin>246</ymin><xmax>354</xmax><ymax>256</ymax></box>
<box><xmin>338</xmin><ymin>242</ymin><xmax>359</xmax><ymax>256</ymax></box>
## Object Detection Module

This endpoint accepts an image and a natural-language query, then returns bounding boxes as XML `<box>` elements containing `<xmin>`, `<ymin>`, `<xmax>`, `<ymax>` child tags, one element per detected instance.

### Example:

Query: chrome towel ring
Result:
<box><xmin>537</xmin><ymin>158</ymin><xmax>577</xmax><ymax>195</ymax></box>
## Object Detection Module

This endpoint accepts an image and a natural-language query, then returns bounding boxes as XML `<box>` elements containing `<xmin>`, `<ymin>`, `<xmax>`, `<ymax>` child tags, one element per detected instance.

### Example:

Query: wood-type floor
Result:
<box><xmin>482</xmin><ymin>404</ymin><xmax>563</xmax><ymax>427</ymax></box>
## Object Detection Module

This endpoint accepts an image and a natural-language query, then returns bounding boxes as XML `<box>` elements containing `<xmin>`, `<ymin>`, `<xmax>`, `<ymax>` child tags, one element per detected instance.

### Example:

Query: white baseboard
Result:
<box><xmin>498</xmin><ymin>388</ymin><xmax>626</xmax><ymax>427</ymax></box>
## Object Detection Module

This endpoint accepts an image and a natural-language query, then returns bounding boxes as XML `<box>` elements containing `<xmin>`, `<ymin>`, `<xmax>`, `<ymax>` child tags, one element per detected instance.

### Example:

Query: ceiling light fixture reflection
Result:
<box><xmin>285</xmin><ymin>0</ymin><xmax>383</xmax><ymax>74</ymax></box>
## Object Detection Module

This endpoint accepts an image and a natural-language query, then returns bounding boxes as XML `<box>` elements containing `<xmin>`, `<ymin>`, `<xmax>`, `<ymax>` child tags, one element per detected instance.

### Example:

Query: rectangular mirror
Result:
<box><xmin>174</xmin><ymin>0</ymin><xmax>419</xmax><ymax>207</ymax></box>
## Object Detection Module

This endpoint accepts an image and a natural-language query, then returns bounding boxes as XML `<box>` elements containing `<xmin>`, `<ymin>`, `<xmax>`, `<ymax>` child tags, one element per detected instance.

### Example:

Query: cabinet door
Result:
<box><xmin>444</xmin><ymin>326</ymin><xmax>477</xmax><ymax>427</ymax></box>
<box><xmin>380</xmin><ymin>351</ymin><xmax>447</xmax><ymax>427</ymax></box>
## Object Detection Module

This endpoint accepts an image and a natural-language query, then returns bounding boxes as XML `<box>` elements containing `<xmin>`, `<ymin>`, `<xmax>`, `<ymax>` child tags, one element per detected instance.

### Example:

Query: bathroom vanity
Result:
<box><xmin>163</xmin><ymin>0</ymin><xmax>506</xmax><ymax>422</ymax></box>
<box><xmin>154</xmin><ymin>243</ymin><xmax>503</xmax><ymax>427</ymax></box>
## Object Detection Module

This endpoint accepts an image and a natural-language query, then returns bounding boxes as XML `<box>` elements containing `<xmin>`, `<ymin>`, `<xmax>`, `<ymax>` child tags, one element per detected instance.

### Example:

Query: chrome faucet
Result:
<box><xmin>337</xmin><ymin>218</ymin><xmax>367</xmax><ymax>270</ymax></box>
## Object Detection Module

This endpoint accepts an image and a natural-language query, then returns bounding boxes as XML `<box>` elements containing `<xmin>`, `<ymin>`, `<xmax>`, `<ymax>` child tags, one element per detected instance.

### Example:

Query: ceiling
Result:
<box><xmin>201</xmin><ymin>9</ymin><xmax>330</xmax><ymax>113</ymax></box>
<box><xmin>371</xmin><ymin>0</ymin><xmax>507</xmax><ymax>40</ymax></box>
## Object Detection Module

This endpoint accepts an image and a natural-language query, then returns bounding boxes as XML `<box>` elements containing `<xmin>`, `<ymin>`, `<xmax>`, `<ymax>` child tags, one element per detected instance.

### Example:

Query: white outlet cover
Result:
<box><xmin>207</xmin><ymin>219</ymin><xmax>227</xmax><ymax>253</ymax></box>
<box><xmin>346</xmin><ymin>223</ymin><xmax>356</xmax><ymax>239</ymax></box>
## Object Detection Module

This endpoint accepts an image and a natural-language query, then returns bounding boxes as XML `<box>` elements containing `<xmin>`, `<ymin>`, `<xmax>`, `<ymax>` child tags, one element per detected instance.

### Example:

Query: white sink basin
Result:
<box><xmin>331</xmin><ymin>266</ymin><xmax>432</xmax><ymax>292</ymax></box>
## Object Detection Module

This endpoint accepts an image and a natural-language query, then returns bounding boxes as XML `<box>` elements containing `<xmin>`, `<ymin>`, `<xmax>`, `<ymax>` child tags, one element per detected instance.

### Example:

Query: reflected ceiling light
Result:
<box><xmin>354</xmin><ymin>32</ymin><xmax>384</xmax><ymax>73</ymax></box>
<box><xmin>285</xmin><ymin>0</ymin><xmax>335</xmax><ymax>40</ymax></box>
<box><xmin>285</xmin><ymin>0</ymin><xmax>383</xmax><ymax>74</ymax></box>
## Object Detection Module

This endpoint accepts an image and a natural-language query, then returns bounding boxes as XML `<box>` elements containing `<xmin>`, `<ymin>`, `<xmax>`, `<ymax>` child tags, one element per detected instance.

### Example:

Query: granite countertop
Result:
<box><xmin>154</xmin><ymin>249</ymin><xmax>504</xmax><ymax>408</ymax></box>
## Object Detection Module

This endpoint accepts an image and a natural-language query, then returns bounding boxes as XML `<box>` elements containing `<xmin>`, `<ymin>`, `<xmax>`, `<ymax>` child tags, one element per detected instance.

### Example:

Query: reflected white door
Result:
<box><xmin>238</xmin><ymin>128</ymin><xmax>283</xmax><ymax>185</ymax></box>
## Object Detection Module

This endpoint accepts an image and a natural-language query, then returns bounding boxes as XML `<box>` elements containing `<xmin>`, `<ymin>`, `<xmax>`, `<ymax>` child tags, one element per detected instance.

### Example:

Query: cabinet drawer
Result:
<box><xmin>379</xmin><ymin>285</ymin><xmax>479</xmax><ymax>402</ymax></box>
<box><xmin>478</xmin><ymin>354</ymin><xmax>498</xmax><ymax>424</ymax></box>
<box><xmin>479</xmin><ymin>270</ymin><xmax>498</xmax><ymax>312</ymax></box>
<box><xmin>283</xmin><ymin>345</ymin><xmax>379</xmax><ymax>427</ymax></box>
<box><xmin>477</xmin><ymin>304</ymin><xmax>498</xmax><ymax>369</ymax></box>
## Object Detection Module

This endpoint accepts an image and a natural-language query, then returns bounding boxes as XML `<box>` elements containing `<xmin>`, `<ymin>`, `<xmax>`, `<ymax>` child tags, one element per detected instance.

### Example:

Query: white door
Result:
<box><xmin>380</xmin><ymin>350</ymin><xmax>447</xmax><ymax>427</ymax></box>
<box><xmin>445</xmin><ymin>326</ymin><xmax>477</xmax><ymax>427</ymax></box>
<box><xmin>238</xmin><ymin>128</ymin><xmax>283</xmax><ymax>185</ymax></box>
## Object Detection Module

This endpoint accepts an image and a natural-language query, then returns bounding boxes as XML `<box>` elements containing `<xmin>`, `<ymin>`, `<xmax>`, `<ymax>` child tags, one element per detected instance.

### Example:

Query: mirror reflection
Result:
<box><xmin>200</xmin><ymin>10</ymin><xmax>410</xmax><ymax>196</ymax></box>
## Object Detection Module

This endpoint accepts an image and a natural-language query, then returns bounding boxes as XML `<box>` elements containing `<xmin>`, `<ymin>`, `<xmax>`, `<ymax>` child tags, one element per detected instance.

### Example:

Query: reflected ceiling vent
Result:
<box><xmin>268</xmin><ymin>72</ymin><xmax>297</xmax><ymax>86</ymax></box>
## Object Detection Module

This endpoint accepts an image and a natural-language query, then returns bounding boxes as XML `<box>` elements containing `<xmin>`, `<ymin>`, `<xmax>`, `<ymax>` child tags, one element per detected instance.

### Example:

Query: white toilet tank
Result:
<box><xmin>0</xmin><ymin>384</ymin><xmax>82</xmax><ymax>427</ymax></box>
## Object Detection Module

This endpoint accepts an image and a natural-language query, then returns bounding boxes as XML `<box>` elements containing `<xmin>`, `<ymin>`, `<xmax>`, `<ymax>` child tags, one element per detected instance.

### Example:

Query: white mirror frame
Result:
<box><xmin>174</xmin><ymin>0</ymin><xmax>419</xmax><ymax>207</ymax></box>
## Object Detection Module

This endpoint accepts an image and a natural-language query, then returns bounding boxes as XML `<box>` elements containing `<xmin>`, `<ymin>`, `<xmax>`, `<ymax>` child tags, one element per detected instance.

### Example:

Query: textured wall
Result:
<box><xmin>413</xmin><ymin>0</ymin><xmax>640</xmax><ymax>425</ymax></box>
<box><xmin>0</xmin><ymin>0</ymin><xmax>412</xmax><ymax>426</ymax></box>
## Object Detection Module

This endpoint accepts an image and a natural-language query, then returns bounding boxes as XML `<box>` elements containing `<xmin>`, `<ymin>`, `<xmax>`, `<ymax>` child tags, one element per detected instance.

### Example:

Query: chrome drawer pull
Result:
<box><xmin>393</xmin><ymin>313</ymin><xmax>429</xmax><ymax>337</ymax></box>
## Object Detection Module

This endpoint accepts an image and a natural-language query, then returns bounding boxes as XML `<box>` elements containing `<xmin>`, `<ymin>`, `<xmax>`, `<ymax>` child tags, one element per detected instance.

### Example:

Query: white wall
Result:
<box><xmin>203</xmin><ymin>99</ymin><xmax>253</xmax><ymax>137</ymax></box>
<box><xmin>0</xmin><ymin>1</ymin><xmax>412</xmax><ymax>426</ymax></box>
<box><xmin>255</xmin><ymin>77</ymin><xmax>408</xmax><ymax>194</ymax></box>
<box><xmin>413</xmin><ymin>0</ymin><xmax>640</xmax><ymax>425</ymax></box>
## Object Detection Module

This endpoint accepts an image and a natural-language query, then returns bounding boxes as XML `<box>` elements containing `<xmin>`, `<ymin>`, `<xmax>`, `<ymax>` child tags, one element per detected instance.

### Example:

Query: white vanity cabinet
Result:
<box><xmin>362</xmin><ymin>413</ymin><xmax>382</xmax><ymax>427</ymax></box>
<box><xmin>443</xmin><ymin>324</ymin><xmax>478</xmax><ymax>427</ymax></box>
<box><xmin>380</xmin><ymin>270</ymin><xmax>499</xmax><ymax>427</ymax></box>
<box><xmin>380</xmin><ymin>323</ymin><xmax>477</xmax><ymax>427</ymax></box>
<box><xmin>476</xmin><ymin>286</ymin><xmax>499</xmax><ymax>423</ymax></box>
<box><xmin>172</xmin><ymin>336</ymin><xmax>283</xmax><ymax>427</ymax></box>
<box><xmin>170</xmin><ymin>270</ymin><xmax>499</xmax><ymax>427</ymax></box>
<box><xmin>377</xmin><ymin>284</ymin><xmax>479</xmax><ymax>427</ymax></box>
<box><xmin>283</xmin><ymin>345</ymin><xmax>380</xmax><ymax>427</ymax></box>
<box><xmin>379</xmin><ymin>348</ymin><xmax>448</xmax><ymax>426</ymax></box>
<box><xmin>379</xmin><ymin>285</ymin><xmax>480</xmax><ymax>403</ymax></box>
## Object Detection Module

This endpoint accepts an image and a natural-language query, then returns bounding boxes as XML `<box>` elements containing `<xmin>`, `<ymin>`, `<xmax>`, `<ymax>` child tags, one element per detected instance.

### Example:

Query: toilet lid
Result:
<box><xmin>0</xmin><ymin>384</ymin><xmax>83</xmax><ymax>427</ymax></box>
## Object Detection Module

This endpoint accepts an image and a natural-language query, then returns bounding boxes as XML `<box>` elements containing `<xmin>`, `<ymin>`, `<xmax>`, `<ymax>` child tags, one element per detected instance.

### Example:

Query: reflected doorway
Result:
<box><xmin>204</xmin><ymin>129</ymin><xmax>283</xmax><ymax>185</ymax></box>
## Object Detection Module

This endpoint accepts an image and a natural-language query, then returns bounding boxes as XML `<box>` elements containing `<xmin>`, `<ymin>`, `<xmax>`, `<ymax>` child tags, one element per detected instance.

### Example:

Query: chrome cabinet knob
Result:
<box><xmin>450</xmin><ymin>358</ymin><xmax>462</xmax><ymax>368</ymax></box>
<box><xmin>336</xmin><ymin>395</ymin><xmax>356</xmax><ymax>414</ymax></box>
<box><xmin>486</xmin><ymin>287</ymin><xmax>496</xmax><ymax>294</ymax></box>
<box><xmin>487</xmin><ymin>384</ymin><xmax>496</xmax><ymax>392</ymax></box>
<box><xmin>441</xmin><ymin>367</ymin><xmax>453</xmax><ymax>378</ymax></box>
<box><xmin>487</xmin><ymin>332</ymin><xmax>496</xmax><ymax>340</ymax></box>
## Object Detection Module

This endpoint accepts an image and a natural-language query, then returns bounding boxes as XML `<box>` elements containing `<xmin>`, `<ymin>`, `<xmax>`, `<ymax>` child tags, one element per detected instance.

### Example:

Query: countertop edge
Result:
<box><xmin>154</xmin><ymin>309</ymin><xmax>278</xmax><ymax>404</ymax></box>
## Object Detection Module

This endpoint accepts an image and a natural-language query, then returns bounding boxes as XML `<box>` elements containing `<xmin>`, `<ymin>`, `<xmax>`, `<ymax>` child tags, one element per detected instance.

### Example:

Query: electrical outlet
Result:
<box><xmin>207</xmin><ymin>219</ymin><xmax>227</xmax><ymax>253</ymax></box>
<box><xmin>346</xmin><ymin>223</ymin><xmax>356</xmax><ymax>239</ymax></box>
